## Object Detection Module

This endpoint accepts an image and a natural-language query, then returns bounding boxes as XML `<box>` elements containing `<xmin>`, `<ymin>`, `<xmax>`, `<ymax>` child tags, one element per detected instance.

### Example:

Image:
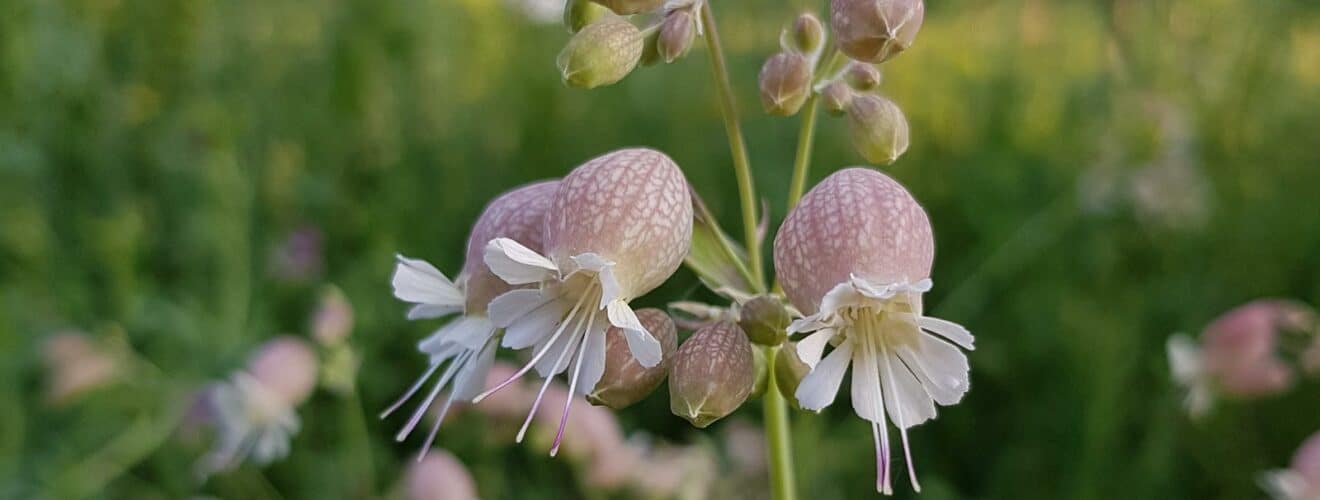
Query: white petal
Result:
<box><xmin>597</xmin><ymin>266</ymin><xmax>623</xmax><ymax>307</ymax></box>
<box><xmin>818</xmin><ymin>281</ymin><xmax>866</xmax><ymax>316</ymax></box>
<box><xmin>607</xmin><ymin>300</ymin><xmax>662</xmax><ymax>368</ymax></box>
<box><xmin>407</xmin><ymin>303</ymin><xmax>461</xmax><ymax>320</ymax></box>
<box><xmin>795</xmin><ymin>339</ymin><xmax>853</xmax><ymax>411</ymax></box>
<box><xmin>484</xmin><ymin>238</ymin><xmax>559</xmax><ymax>285</ymax></box>
<box><xmin>535</xmin><ymin>327</ymin><xmax>582</xmax><ymax>377</ymax></box>
<box><xmin>787</xmin><ymin>313</ymin><xmax>831</xmax><ymax>335</ymax></box>
<box><xmin>795</xmin><ymin>328</ymin><xmax>837</xmax><ymax>369</ymax></box>
<box><xmin>918</xmin><ymin>316</ymin><xmax>975</xmax><ymax>350</ymax></box>
<box><xmin>898</xmin><ymin>332</ymin><xmax>971</xmax><ymax>406</ymax></box>
<box><xmin>571</xmin><ymin>315</ymin><xmax>609</xmax><ymax>395</ymax></box>
<box><xmin>418</xmin><ymin>316</ymin><xmax>496</xmax><ymax>353</ymax></box>
<box><xmin>850</xmin><ymin>339</ymin><xmax>885</xmax><ymax>423</ymax></box>
<box><xmin>881</xmin><ymin>349</ymin><xmax>937</xmax><ymax>429</ymax></box>
<box><xmin>1165</xmin><ymin>334</ymin><xmax>1202</xmax><ymax>385</ymax></box>
<box><xmin>488</xmin><ymin>289</ymin><xmax>554</xmax><ymax>328</ymax></box>
<box><xmin>451</xmin><ymin>341</ymin><xmax>498</xmax><ymax>400</ymax></box>
<box><xmin>503</xmin><ymin>297</ymin><xmax>569</xmax><ymax>349</ymax></box>
<box><xmin>569</xmin><ymin>252</ymin><xmax>613</xmax><ymax>273</ymax></box>
<box><xmin>392</xmin><ymin>255</ymin><xmax>464</xmax><ymax>306</ymax></box>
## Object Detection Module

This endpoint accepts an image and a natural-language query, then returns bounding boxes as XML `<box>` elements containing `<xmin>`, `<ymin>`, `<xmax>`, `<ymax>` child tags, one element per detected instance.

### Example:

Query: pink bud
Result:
<box><xmin>1293</xmin><ymin>432</ymin><xmax>1320</xmax><ymax>487</ymax></box>
<box><xmin>405</xmin><ymin>450</ymin><xmax>479</xmax><ymax>500</ymax></box>
<box><xmin>311</xmin><ymin>286</ymin><xmax>354</xmax><ymax>346</ymax></box>
<box><xmin>758</xmin><ymin>52</ymin><xmax>813</xmax><ymax>116</ymax></box>
<box><xmin>773</xmin><ymin>168</ymin><xmax>933</xmax><ymax>316</ymax></box>
<box><xmin>546</xmin><ymin>148</ymin><xmax>693</xmax><ymax>300</ymax></box>
<box><xmin>246</xmin><ymin>336</ymin><xmax>318</xmax><ymax>407</ymax></box>
<box><xmin>462</xmin><ymin>180</ymin><xmax>561</xmax><ymax>312</ymax></box>
<box><xmin>669</xmin><ymin>321</ymin><xmax>755</xmax><ymax>427</ymax></box>
<box><xmin>43</xmin><ymin>331</ymin><xmax>122</xmax><ymax>405</ymax></box>
<box><xmin>588</xmin><ymin>308</ymin><xmax>678</xmax><ymax>408</ymax></box>
<box><xmin>831</xmin><ymin>0</ymin><xmax>925</xmax><ymax>63</ymax></box>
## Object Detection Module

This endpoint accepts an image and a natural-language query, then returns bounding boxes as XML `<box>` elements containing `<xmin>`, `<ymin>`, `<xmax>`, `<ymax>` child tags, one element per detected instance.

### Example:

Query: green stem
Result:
<box><xmin>786</xmin><ymin>50</ymin><xmax>846</xmax><ymax>210</ymax></box>
<box><xmin>761</xmin><ymin>345</ymin><xmax>797</xmax><ymax>500</ymax></box>
<box><xmin>700</xmin><ymin>1</ymin><xmax>765</xmax><ymax>291</ymax></box>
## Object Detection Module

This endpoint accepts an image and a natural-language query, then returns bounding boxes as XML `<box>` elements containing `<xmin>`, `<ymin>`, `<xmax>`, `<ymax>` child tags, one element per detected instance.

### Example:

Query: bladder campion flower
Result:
<box><xmin>588</xmin><ymin>308</ymin><xmax>679</xmax><ymax>409</ymax></box>
<box><xmin>384</xmin><ymin>180</ymin><xmax>560</xmax><ymax>457</ymax></box>
<box><xmin>830</xmin><ymin>0</ymin><xmax>925</xmax><ymax>64</ymax></box>
<box><xmin>669</xmin><ymin>321</ymin><xmax>756</xmax><ymax>427</ymax></box>
<box><xmin>1167</xmin><ymin>299</ymin><xmax>1314</xmax><ymax>418</ymax></box>
<box><xmin>477</xmin><ymin>147</ymin><xmax>692</xmax><ymax>456</ymax></box>
<box><xmin>773</xmin><ymin>167</ymin><xmax>973</xmax><ymax>494</ymax></box>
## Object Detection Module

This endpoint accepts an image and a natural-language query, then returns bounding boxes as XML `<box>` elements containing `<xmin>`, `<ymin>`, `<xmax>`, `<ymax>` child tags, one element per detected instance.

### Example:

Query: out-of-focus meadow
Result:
<box><xmin>3</xmin><ymin>0</ymin><xmax>1320</xmax><ymax>498</ymax></box>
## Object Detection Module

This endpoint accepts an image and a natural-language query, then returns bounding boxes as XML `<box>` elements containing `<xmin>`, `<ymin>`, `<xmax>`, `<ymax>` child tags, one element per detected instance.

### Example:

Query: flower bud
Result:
<box><xmin>791</xmin><ymin>13</ymin><xmax>825</xmax><ymax>54</ymax></box>
<box><xmin>820</xmin><ymin>81</ymin><xmax>854</xmax><ymax>115</ymax></box>
<box><xmin>759</xmin><ymin>52</ymin><xmax>812</xmax><ymax>116</ymax></box>
<box><xmin>831</xmin><ymin>0</ymin><xmax>925</xmax><ymax>63</ymax></box>
<box><xmin>657</xmin><ymin>10</ymin><xmax>696</xmax><ymax>63</ymax></box>
<box><xmin>844</xmin><ymin>62</ymin><xmax>882</xmax><ymax>91</ymax></box>
<box><xmin>557</xmin><ymin>18</ymin><xmax>644</xmax><ymax>89</ymax></box>
<box><xmin>588</xmin><ymin>308</ymin><xmax>679</xmax><ymax>409</ymax></box>
<box><xmin>43</xmin><ymin>330</ymin><xmax>122</xmax><ymax>405</ymax></box>
<box><xmin>750</xmin><ymin>347</ymin><xmax>768</xmax><ymax>396</ymax></box>
<box><xmin>669</xmin><ymin>321</ymin><xmax>755</xmax><ymax>428</ymax></box>
<box><xmin>564</xmin><ymin>0</ymin><xmax>611</xmax><ymax>33</ymax></box>
<box><xmin>246</xmin><ymin>336</ymin><xmax>318</xmax><ymax>407</ymax></box>
<box><xmin>738</xmin><ymin>295</ymin><xmax>791</xmax><ymax>346</ymax></box>
<box><xmin>846</xmin><ymin>93</ymin><xmax>910</xmax><ymax>164</ymax></box>
<box><xmin>311</xmin><ymin>285</ymin><xmax>353</xmax><ymax>346</ymax></box>
<box><xmin>589</xmin><ymin>0</ymin><xmax>664</xmax><ymax>15</ymax></box>
<box><xmin>774</xmin><ymin>343</ymin><xmax>809</xmax><ymax>409</ymax></box>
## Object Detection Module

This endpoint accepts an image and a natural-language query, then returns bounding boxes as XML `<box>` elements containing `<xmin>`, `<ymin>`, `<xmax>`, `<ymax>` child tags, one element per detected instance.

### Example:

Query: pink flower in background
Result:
<box><xmin>42</xmin><ymin>330</ymin><xmax>123</xmax><ymax>405</ymax></box>
<box><xmin>269</xmin><ymin>225</ymin><xmax>324</xmax><ymax>283</ymax></box>
<box><xmin>311</xmin><ymin>285</ymin><xmax>354</xmax><ymax>346</ymax></box>
<box><xmin>1262</xmin><ymin>432</ymin><xmax>1320</xmax><ymax>500</ymax></box>
<box><xmin>198</xmin><ymin>336</ymin><xmax>319</xmax><ymax>477</ymax></box>
<box><xmin>405</xmin><ymin>449</ymin><xmax>479</xmax><ymax>500</ymax></box>
<box><xmin>774</xmin><ymin>168</ymin><xmax>974</xmax><ymax>494</ymax></box>
<box><xmin>1167</xmin><ymin>299</ymin><xmax>1315</xmax><ymax>418</ymax></box>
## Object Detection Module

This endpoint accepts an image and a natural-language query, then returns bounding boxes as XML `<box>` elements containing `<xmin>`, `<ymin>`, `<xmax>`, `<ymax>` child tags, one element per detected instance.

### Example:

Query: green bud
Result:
<box><xmin>846</xmin><ymin>93</ymin><xmax>910</xmax><ymax>164</ymax></box>
<box><xmin>751</xmin><ymin>346</ymin><xmax>768</xmax><ymax>396</ymax></box>
<box><xmin>791</xmin><ymin>13</ymin><xmax>825</xmax><ymax>54</ymax></box>
<box><xmin>738</xmin><ymin>295</ymin><xmax>791</xmax><ymax>346</ymax></box>
<box><xmin>557</xmin><ymin>18</ymin><xmax>644</xmax><ymax>89</ymax></box>
<box><xmin>758</xmin><ymin>52</ymin><xmax>812</xmax><ymax>116</ymax></box>
<box><xmin>657</xmin><ymin>9</ymin><xmax>696</xmax><ymax>63</ymax></box>
<box><xmin>844</xmin><ymin>62</ymin><xmax>882</xmax><ymax>91</ymax></box>
<box><xmin>564</xmin><ymin>0</ymin><xmax>611</xmax><ymax>34</ymax></box>
<box><xmin>669</xmin><ymin>321</ymin><xmax>755</xmax><ymax>428</ymax></box>
<box><xmin>774</xmin><ymin>343</ymin><xmax>809</xmax><ymax>409</ymax></box>
<box><xmin>821</xmin><ymin>81</ymin><xmax>854</xmax><ymax>116</ymax></box>
<box><xmin>588</xmin><ymin>308</ymin><xmax>678</xmax><ymax>409</ymax></box>
<box><xmin>590</xmin><ymin>0</ymin><xmax>665</xmax><ymax>15</ymax></box>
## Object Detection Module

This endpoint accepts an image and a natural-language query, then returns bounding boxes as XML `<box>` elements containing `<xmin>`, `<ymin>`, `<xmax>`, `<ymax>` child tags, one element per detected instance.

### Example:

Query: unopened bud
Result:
<box><xmin>750</xmin><ymin>347</ymin><xmax>768</xmax><ymax>396</ymax></box>
<box><xmin>657</xmin><ymin>10</ymin><xmax>696</xmax><ymax>63</ymax></box>
<box><xmin>564</xmin><ymin>0</ymin><xmax>611</xmax><ymax>33</ymax></box>
<box><xmin>590</xmin><ymin>0</ymin><xmax>666</xmax><ymax>15</ymax></box>
<box><xmin>588</xmin><ymin>308</ymin><xmax>678</xmax><ymax>409</ymax></box>
<box><xmin>758</xmin><ymin>52</ymin><xmax>812</xmax><ymax>116</ymax></box>
<box><xmin>821</xmin><ymin>81</ymin><xmax>854</xmax><ymax>115</ymax></box>
<box><xmin>557</xmin><ymin>18</ymin><xmax>644</xmax><ymax>89</ymax></box>
<box><xmin>844</xmin><ymin>62</ymin><xmax>881</xmax><ymax>91</ymax></box>
<box><xmin>774</xmin><ymin>343</ymin><xmax>809</xmax><ymax>409</ymax></box>
<box><xmin>831</xmin><ymin>0</ymin><xmax>925</xmax><ymax>63</ymax></box>
<box><xmin>669</xmin><ymin>321</ymin><xmax>755</xmax><ymax>428</ymax></box>
<box><xmin>846</xmin><ymin>93</ymin><xmax>910</xmax><ymax>164</ymax></box>
<box><xmin>791</xmin><ymin>13</ymin><xmax>825</xmax><ymax>54</ymax></box>
<box><xmin>738</xmin><ymin>295</ymin><xmax>790</xmax><ymax>346</ymax></box>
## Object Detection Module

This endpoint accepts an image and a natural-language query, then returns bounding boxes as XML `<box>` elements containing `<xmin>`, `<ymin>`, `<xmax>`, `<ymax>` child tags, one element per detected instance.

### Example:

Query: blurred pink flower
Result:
<box><xmin>1168</xmin><ymin>299</ymin><xmax>1314</xmax><ymax>418</ymax></box>
<box><xmin>529</xmin><ymin>384</ymin><xmax>625</xmax><ymax>462</ymax></box>
<box><xmin>43</xmin><ymin>330</ymin><xmax>122</xmax><ymax>405</ymax></box>
<box><xmin>269</xmin><ymin>225</ymin><xmax>323</xmax><ymax>283</ymax></box>
<box><xmin>406</xmin><ymin>450</ymin><xmax>479</xmax><ymax>500</ymax></box>
<box><xmin>1262</xmin><ymin>432</ymin><xmax>1320</xmax><ymax>500</ymax></box>
<box><xmin>311</xmin><ymin>286</ymin><xmax>354</xmax><ymax>346</ymax></box>
<box><xmin>247</xmin><ymin>336</ymin><xmax>319</xmax><ymax>407</ymax></box>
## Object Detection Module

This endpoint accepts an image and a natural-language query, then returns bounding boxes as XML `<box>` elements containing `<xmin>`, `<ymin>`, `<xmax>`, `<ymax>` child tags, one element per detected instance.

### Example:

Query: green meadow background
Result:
<box><xmin>3</xmin><ymin>0</ymin><xmax>1319</xmax><ymax>498</ymax></box>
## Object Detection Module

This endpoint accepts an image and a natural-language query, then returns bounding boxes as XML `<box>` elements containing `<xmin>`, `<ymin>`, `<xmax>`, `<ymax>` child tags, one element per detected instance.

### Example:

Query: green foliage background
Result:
<box><xmin>2</xmin><ymin>0</ymin><xmax>1319</xmax><ymax>498</ymax></box>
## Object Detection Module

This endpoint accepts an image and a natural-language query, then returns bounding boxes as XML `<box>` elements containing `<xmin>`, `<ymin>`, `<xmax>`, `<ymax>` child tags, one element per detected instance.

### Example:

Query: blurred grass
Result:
<box><xmin>2</xmin><ymin>0</ymin><xmax>1320</xmax><ymax>498</ymax></box>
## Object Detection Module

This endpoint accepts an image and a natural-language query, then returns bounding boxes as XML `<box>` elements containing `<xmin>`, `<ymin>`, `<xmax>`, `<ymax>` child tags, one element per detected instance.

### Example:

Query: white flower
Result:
<box><xmin>476</xmin><ymin>148</ymin><xmax>692</xmax><ymax>456</ymax></box>
<box><xmin>383</xmin><ymin>181</ymin><xmax>559</xmax><ymax>459</ymax></box>
<box><xmin>197</xmin><ymin>373</ymin><xmax>302</xmax><ymax>477</ymax></box>
<box><xmin>773</xmin><ymin>168</ymin><xmax>973</xmax><ymax>494</ymax></box>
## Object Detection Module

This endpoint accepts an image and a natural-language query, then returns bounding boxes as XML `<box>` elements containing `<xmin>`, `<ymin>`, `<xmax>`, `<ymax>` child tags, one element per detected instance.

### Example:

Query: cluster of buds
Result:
<box><xmin>759</xmin><ymin>0</ymin><xmax>925</xmax><ymax>165</ymax></box>
<box><xmin>758</xmin><ymin>13</ymin><xmax>825</xmax><ymax>116</ymax></box>
<box><xmin>557</xmin><ymin>0</ymin><xmax>703</xmax><ymax>89</ymax></box>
